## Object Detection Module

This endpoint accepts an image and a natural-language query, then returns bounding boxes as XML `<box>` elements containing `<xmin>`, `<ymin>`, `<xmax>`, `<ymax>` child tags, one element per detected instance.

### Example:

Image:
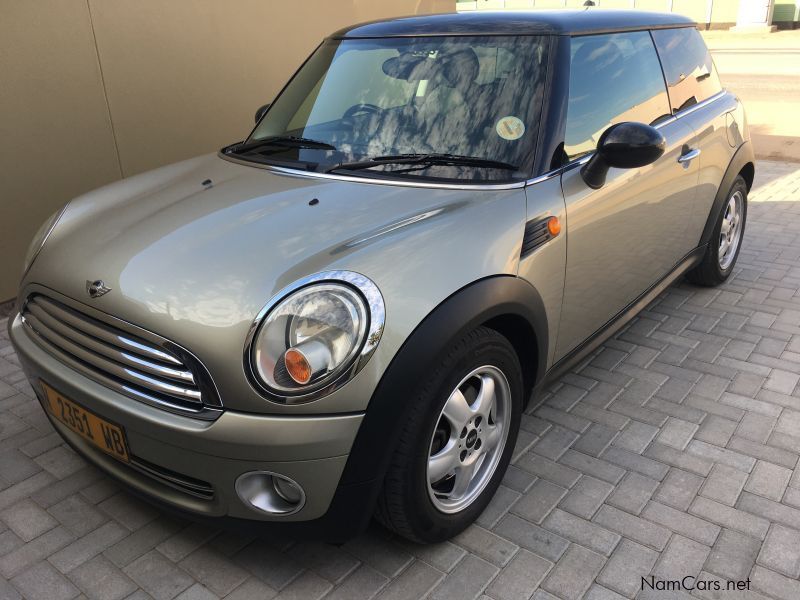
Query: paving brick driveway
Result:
<box><xmin>1</xmin><ymin>160</ymin><xmax>800</xmax><ymax>600</ymax></box>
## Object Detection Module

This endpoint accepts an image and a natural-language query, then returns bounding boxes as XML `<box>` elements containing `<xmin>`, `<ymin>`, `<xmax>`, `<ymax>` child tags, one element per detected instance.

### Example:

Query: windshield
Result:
<box><xmin>229</xmin><ymin>35</ymin><xmax>549</xmax><ymax>183</ymax></box>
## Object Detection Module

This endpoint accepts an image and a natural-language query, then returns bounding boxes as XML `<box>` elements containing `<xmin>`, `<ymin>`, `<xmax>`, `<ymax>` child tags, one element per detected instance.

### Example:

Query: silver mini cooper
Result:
<box><xmin>10</xmin><ymin>10</ymin><xmax>753</xmax><ymax>542</ymax></box>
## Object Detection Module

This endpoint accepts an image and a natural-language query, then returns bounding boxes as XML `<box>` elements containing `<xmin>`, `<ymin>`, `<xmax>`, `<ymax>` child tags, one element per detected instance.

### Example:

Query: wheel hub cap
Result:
<box><xmin>466</xmin><ymin>430</ymin><xmax>478</xmax><ymax>448</ymax></box>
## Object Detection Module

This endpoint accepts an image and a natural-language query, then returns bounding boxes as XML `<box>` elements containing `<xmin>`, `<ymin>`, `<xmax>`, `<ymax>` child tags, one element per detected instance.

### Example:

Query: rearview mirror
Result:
<box><xmin>580</xmin><ymin>122</ymin><xmax>666</xmax><ymax>189</ymax></box>
<box><xmin>254</xmin><ymin>103</ymin><xmax>271</xmax><ymax>124</ymax></box>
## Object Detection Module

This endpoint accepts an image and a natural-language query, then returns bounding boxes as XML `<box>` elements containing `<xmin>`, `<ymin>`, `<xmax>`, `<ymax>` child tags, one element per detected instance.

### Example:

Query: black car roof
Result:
<box><xmin>331</xmin><ymin>9</ymin><xmax>695</xmax><ymax>38</ymax></box>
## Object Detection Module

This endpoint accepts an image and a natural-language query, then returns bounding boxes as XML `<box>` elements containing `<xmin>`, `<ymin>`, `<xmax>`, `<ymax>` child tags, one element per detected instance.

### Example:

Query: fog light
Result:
<box><xmin>235</xmin><ymin>471</ymin><xmax>305</xmax><ymax>515</ymax></box>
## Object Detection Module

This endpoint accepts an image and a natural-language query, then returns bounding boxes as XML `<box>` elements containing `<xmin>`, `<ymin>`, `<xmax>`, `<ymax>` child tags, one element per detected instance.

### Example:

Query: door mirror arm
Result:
<box><xmin>254</xmin><ymin>103</ymin><xmax>271</xmax><ymax>124</ymax></box>
<box><xmin>580</xmin><ymin>121</ymin><xmax>666</xmax><ymax>189</ymax></box>
<box><xmin>581</xmin><ymin>153</ymin><xmax>611</xmax><ymax>190</ymax></box>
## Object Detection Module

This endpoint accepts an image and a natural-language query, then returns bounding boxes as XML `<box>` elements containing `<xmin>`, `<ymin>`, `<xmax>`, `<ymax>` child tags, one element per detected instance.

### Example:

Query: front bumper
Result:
<box><xmin>9</xmin><ymin>312</ymin><xmax>363</xmax><ymax>523</ymax></box>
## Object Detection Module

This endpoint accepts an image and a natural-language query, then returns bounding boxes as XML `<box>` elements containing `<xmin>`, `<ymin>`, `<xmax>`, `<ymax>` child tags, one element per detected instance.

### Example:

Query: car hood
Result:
<box><xmin>23</xmin><ymin>153</ymin><xmax>526</xmax><ymax>413</ymax></box>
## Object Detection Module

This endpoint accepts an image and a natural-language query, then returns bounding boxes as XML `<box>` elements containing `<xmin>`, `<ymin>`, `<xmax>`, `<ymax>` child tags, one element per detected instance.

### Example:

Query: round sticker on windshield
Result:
<box><xmin>496</xmin><ymin>116</ymin><xmax>525</xmax><ymax>141</ymax></box>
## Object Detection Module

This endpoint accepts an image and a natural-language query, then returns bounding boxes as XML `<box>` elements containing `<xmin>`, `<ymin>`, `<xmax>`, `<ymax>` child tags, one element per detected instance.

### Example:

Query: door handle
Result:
<box><xmin>678</xmin><ymin>148</ymin><xmax>701</xmax><ymax>164</ymax></box>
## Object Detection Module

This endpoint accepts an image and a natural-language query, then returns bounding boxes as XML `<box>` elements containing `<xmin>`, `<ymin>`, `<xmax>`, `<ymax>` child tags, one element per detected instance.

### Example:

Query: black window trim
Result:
<box><xmin>560</xmin><ymin>28</ymin><xmax>673</xmax><ymax>165</ymax></box>
<box><xmin>533</xmin><ymin>26</ymin><xmax>726</xmax><ymax>183</ymax></box>
<box><xmin>220</xmin><ymin>24</ymin><xmax>723</xmax><ymax>190</ymax></box>
<box><xmin>649</xmin><ymin>29</ymin><xmax>674</xmax><ymax>115</ymax></box>
<box><xmin>527</xmin><ymin>87</ymin><xmax>726</xmax><ymax>188</ymax></box>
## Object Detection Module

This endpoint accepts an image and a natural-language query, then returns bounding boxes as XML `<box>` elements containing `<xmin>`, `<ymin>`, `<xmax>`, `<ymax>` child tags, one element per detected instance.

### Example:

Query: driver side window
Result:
<box><xmin>564</xmin><ymin>31</ymin><xmax>672</xmax><ymax>161</ymax></box>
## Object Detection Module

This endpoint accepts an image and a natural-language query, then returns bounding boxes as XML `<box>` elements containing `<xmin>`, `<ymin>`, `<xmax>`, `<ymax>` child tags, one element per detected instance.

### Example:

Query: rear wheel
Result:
<box><xmin>375</xmin><ymin>326</ymin><xmax>522</xmax><ymax>542</ymax></box>
<box><xmin>686</xmin><ymin>175</ymin><xmax>747</xmax><ymax>286</ymax></box>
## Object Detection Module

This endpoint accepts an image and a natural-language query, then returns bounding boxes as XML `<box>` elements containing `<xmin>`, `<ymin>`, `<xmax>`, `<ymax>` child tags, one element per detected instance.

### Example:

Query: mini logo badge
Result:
<box><xmin>86</xmin><ymin>280</ymin><xmax>112</xmax><ymax>299</ymax></box>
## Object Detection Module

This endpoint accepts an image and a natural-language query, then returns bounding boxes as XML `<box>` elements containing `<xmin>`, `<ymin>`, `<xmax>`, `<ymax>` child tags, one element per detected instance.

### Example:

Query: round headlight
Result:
<box><xmin>247</xmin><ymin>272</ymin><xmax>384</xmax><ymax>402</ymax></box>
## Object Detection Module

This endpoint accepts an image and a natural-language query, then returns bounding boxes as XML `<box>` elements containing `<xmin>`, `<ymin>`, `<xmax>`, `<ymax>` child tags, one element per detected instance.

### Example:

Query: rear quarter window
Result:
<box><xmin>651</xmin><ymin>27</ymin><xmax>723</xmax><ymax>114</ymax></box>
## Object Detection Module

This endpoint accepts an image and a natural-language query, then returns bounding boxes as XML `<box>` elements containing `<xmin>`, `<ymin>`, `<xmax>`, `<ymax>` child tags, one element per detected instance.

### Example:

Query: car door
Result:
<box><xmin>554</xmin><ymin>31</ymin><xmax>700</xmax><ymax>362</ymax></box>
<box><xmin>651</xmin><ymin>26</ymin><xmax>732</xmax><ymax>249</ymax></box>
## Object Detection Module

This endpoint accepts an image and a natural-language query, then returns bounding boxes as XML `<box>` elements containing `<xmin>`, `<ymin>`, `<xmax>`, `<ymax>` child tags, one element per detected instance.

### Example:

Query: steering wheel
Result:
<box><xmin>343</xmin><ymin>103</ymin><xmax>383</xmax><ymax>119</ymax></box>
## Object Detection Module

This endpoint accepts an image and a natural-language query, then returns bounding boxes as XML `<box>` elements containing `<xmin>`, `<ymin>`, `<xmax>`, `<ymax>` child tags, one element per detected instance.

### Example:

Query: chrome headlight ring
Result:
<box><xmin>244</xmin><ymin>270</ymin><xmax>385</xmax><ymax>404</ymax></box>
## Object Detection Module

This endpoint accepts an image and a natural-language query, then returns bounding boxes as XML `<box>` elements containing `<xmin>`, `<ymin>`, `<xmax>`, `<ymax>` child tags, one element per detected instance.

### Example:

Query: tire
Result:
<box><xmin>375</xmin><ymin>326</ymin><xmax>522</xmax><ymax>543</ymax></box>
<box><xmin>686</xmin><ymin>175</ymin><xmax>748</xmax><ymax>286</ymax></box>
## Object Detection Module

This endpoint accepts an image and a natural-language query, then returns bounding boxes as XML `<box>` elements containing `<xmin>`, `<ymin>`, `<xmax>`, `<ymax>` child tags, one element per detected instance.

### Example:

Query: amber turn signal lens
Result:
<box><xmin>284</xmin><ymin>348</ymin><xmax>312</xmax><ymax>384</ymax></box>
<box><xmin>547</xmin><ymin>216</ymin><xmax>561</xmax><ymax>236</ymax></box>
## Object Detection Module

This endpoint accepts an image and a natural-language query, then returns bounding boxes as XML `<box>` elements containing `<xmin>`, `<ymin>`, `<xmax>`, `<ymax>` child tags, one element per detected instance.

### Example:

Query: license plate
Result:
<box><xmin>41</xmin><ymin>382</ymin><xmax>130</xmax><ymax>463</ymax></box>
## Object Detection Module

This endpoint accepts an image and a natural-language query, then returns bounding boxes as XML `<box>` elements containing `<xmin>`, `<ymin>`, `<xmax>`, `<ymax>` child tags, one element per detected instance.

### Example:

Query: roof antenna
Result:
<box><xmin>584</xmin><ymin>0</ymin><xmax>596</xmax><ymax>5</ymax></box>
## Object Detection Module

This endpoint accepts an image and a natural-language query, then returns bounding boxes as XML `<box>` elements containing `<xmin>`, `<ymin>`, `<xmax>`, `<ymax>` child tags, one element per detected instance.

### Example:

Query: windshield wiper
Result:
<box><xmin>325</xmin><ymin>153</ymin><xmax>519</xmax><ymax>174</ymax></box>
<box><xmin>234</xmin><ymin>135</ymin><xmax>336</xmax><ymax>154</ymax></box>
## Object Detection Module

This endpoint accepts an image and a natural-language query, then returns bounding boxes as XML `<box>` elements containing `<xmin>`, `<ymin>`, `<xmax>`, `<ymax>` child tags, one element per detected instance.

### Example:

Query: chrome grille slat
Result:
<box><xmin>22</xmin><ymin>294</ymin><xmax>220</xmax><ymax>419</ymax></box>
<box><xmin>25</xmin><ymin>328</ymin><xmax>205</xmax><ymax>413</ymax></box>
<box><xmin>27</xmin><ymin>303</ymin><xmax>196</xmax><ymax>384</ymax></box>
<box><xmin>32</xmin><ymin>296</ymin><xmax>183</xmax><ymax>366</ymax></box>
<box><xmin>24</xmin><ymin>313</ymin><xmax>202</xmax><ymax>402</ymax></box>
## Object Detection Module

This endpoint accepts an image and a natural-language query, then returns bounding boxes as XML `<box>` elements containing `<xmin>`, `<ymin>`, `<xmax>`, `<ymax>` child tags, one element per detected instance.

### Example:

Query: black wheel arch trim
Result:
<box><xmin>699</xmin><ymin>141</ymin><xmax>754</xmax><ymax>247</ymax></box>
<box><xmin>306</xmin><ymin>275</ymin><xmax>550</xmax><ymax>538</ymax></box>
<box><xmin>342</xmin><ymin>274</ymin><xmax>548</xmax><ymax>487</ymax></box>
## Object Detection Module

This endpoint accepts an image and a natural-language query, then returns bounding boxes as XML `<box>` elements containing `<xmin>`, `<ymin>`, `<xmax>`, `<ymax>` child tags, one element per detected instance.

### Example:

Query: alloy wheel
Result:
<box><xmin>426</xmin><ymin>365</ymin><xmax>511</xmax><ymax>514</ymax></box>
<box><xmin>718</xmin><ymin>190</ymin><xmax>743</xmax><ymax>270</ymax></box>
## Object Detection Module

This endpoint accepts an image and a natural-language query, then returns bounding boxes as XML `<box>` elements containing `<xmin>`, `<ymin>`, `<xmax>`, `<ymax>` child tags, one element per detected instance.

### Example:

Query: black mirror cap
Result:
<box><xmin>599</xmin><ymin>121</ymin><xmax>666</xmax><ymax>168</ymax></box>
<box><xmin>580</xmin><ymin>122</ymin><xmax>666</xmax><ymax>189</ymax></box>
<box><xmin>255</xmin><ymin>103</ymin><xmax>271</xmax><ymax>124</ymax></box>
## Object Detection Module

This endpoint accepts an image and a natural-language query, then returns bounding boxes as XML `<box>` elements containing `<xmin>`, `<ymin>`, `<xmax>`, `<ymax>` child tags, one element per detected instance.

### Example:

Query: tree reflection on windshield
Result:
<box><xmin>234</xmin><ymin>35</ymin><xmax>549</xmax><ymax>182</ymax></box>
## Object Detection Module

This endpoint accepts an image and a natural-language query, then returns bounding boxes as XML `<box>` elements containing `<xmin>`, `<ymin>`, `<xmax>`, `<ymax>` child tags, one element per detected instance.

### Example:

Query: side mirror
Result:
<box><xmin>254</xmin><ymin>103</ymin><xmax>271</xmax><ymax>124</ymax></box>
<box><xmin>580</xmin><ymin>122</ymin><xmax>666</xmax><ymax>189</ymax></box>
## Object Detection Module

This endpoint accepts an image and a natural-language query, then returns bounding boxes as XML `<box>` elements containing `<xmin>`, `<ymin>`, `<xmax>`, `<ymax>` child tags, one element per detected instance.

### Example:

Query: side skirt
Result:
<box><xmin>533</xmin><ymin>245</ymin><xmax>706</xmax><ymax>399</ymax></box>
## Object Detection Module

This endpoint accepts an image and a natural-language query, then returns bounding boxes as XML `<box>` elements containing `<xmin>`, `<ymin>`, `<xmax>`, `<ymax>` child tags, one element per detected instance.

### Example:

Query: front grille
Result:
<box><xmin>22</xmin><ymin>294</ymin><xmax>221</xmax><ymax>419</ymax></box>
<box><xmin>129</xmin><ymin>456</ymin><xmax>215</xmax><ymax>500</ymax></box>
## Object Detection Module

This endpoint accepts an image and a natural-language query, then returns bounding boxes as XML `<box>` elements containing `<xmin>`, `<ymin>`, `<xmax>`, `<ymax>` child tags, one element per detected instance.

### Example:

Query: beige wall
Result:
<box><xmin>0</xmin><ymin>0</ymin><xmax>453</xmax><ymax>301</ymax></box>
